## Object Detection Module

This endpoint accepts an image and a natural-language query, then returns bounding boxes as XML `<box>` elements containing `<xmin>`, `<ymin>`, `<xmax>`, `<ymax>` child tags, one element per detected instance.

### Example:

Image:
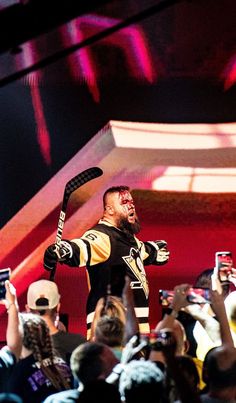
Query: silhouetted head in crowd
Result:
<box><xmin>201</xmin><ymin>347</ymin><xmax>216</xmax><ymax>389</ymax></box>
<box><xmin>175</xmin><ymin>355</ymin><xmax>200</xmax><ymax>391</ymax></box>
<box><xmin>194</xmin><ymin>267</ymin><xmax>230</xmax><ymax>298</ymax></box>
<box><xmin>156</xmin><ymin>318</ymin><xmax>189</xmax><ymax>357</ymax></box>
<box><xmin>203</xmin><ymin>345</ymin><xmax>236</xmax><ymax>398</ymax></box>
<box><xmin>119</xmin><ymin>359</ymin><xmax>164</xmax><ymax>403</ymax></box>
<box><xmin>70</xmin><ymin>342</ymin><xmax>119</xmax><ymax>387</ymax></box>
<box><xmin>194</xmin><ymin>268</ymin><xmax>213</xmax><ymax>289</ymax></box>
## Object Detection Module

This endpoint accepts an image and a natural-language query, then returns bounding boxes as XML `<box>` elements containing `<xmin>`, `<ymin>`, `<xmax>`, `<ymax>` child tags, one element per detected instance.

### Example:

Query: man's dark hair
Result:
<box><xmin>175</xmin><ymin>355</ymin><xmax>200</xmax><ymax>389</ymax></box>
<box><xmin>204</xmin><ymin>346</ymin><xmax>236</xmax><ymax>389</ymax></box>
<box><xmin>70</xmin><ymin>342</ymin><xmax>117</xmax><ymax>386</ymax></box>
<box><xmin>194</xmin><ymin>268</ymin><xmax>213</xmax><ymax>288</ymax></box>
<box><xmin>194</xmin><ymin>267</ymin><xmax>230</xmax><ymax>296</ymax></box>
<box><xmin>71</xmin><ymin>342</ymin><xmax>106</xmax><ymax>384</ymax></box>
<box><xmin>103</xmin><ymin>186</ymin><xmax>130</xmax><ymax>208</ymax></box>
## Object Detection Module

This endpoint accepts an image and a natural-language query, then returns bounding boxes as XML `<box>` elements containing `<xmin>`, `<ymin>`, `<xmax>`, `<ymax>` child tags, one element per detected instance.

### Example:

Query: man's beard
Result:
<box><xmin>117</xmin><ymin>215</ymin><xmax>141</xmax><ymax>235</ymax></box>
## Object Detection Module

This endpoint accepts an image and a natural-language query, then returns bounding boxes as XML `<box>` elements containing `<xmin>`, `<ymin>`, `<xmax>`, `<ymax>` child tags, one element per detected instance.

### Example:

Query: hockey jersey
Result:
<box><xmin>67</xmin><ymin>220</ymin><xmax>164</xmax><ymax>331</ymax></box>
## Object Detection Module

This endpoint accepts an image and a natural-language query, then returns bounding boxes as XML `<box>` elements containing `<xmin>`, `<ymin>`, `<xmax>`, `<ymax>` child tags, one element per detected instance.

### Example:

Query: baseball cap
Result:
<box><xmin>27</xmin><ymin>279</ymin><xmax>60</xmax><ymax>310</ymax></box>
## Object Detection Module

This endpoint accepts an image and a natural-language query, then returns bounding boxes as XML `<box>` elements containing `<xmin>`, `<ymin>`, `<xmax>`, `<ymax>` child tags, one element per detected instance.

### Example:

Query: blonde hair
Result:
<box><xmin>102</xmin><ymin>296</ymin><xmax>126</xmax><ymax>324</ymax></box>
<box><xmin>90</xmin><ymin>295</ymin><xmax>126</xmax><ymax>341</ymax></box>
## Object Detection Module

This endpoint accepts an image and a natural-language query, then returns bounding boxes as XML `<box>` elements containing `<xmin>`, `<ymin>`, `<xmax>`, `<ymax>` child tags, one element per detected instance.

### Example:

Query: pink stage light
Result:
<box><xmin>30</xmin><ymin>85</ymin><xmax>51</xmax><ymax>165</ymax></box>
<box><xmin>15</xmin><ymin>43</ymin><xmax>51</xmax><ymax>165</ymax></box>
<box><xmin>61</xmin><ymin>14</ymin><xmax>156</xmax><ymax>101</ymax></box>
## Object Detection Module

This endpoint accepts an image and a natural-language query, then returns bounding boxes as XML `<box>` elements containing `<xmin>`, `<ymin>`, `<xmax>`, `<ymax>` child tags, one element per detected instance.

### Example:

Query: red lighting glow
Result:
<box><xmin>61</xmin><ymin>14</ymin><xmax>156</xmax><ymax>101</ymax></box>
<box><xmin>15</xmin><ymin>42</ymin><xmax>51</xmax><ymax>164</ymax></box>
<box><xmin>222</xmin><ymin>55</ymin><xmax>236</xmax><ymax>90</ymax></box>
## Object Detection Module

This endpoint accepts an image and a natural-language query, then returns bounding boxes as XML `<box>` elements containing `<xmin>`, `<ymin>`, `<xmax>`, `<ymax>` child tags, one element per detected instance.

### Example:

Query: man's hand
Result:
<box><xmin>43</xmin><ymin>244</ymin><xmax>58</xmax><ymax>271</ymax></box>
<box><xmin>155</xmin><ymin>240</ymin><xmax>170</xmax><ymax>264</ymax></box>
<box><xmin>43</xmin><ymin>240</ymin><xmax>73</xmax><ymax>271</ymax></box>
<box><xmin>171</xmin><ymin>283</ymin><xmax>192</xmax><ymax>312</ymax></box>
<box><xmin>157</xmin><ymin>247</ymin><xmax>170</xmax><ymax>264</ymax></box>
<box><xmin>147</xmin><ymin>240</ymin><xmax>170</xmax><ymax>265</ymax></box>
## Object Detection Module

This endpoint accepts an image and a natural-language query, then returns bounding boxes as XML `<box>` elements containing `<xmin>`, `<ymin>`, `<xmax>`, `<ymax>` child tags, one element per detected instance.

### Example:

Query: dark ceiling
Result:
<box><xmin>0</xmin><ymin>0</ymin><xmax>236</xmax><ymax>227</ymax></box>
<box><xmin>0</xmin><ymin>0</ymin><xmax>235</xmax><ymax>86</ymax></box>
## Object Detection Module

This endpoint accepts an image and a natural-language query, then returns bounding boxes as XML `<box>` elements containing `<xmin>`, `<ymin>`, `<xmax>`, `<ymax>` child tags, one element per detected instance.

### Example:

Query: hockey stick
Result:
<box><xmin>49</xmin><ymin>166</ymin><xmax>103</xmax><ymax>281</ymax></box>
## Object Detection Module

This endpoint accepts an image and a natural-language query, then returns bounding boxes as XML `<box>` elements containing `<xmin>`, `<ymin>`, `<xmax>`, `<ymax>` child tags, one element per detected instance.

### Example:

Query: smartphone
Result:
<box><xmin>159</xmin><ymin>287</ymin><xmax>211</xmax><ymax>306</ymax></box>
<box><xmin>215</xmin><ymin>251</ymin><xmax>233</xmax><ymax>282</ymax></box>
<box><xmin>0</xmin><ymin>268</ymin><xmax>11</xmax><ymax>300</ymax></box>
<box><xmin>159</xmin><ymin>289</ymin><xmax>175</xmax><ymax>307</ymax></box>
<box><xmin>186</xmin><ymin>287</ymin><xmax>211</xmax><ymax>304</ymax></box>
<box><xmin>140</xmin><ymin>329</ymin><xmax>173</xmax><ymax>350</ymax></box>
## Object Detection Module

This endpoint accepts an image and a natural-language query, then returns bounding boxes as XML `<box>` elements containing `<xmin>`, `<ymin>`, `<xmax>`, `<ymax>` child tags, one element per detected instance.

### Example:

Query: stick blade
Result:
<box><xmin>62</xmin><ymin>166</ymin><xmax>103</xmax><ymax>209</ymax></box>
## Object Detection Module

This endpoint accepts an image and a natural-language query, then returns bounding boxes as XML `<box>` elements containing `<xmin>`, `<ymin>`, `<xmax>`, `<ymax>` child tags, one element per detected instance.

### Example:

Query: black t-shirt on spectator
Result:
<box><xmin>7</xmin><ymin>354</ymin><xmax>72</xmax><ymax>403</ymax></box>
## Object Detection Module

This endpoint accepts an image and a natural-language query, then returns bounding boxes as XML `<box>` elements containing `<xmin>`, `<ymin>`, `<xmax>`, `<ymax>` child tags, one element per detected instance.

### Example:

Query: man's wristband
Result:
<box><xmin>168</xmin><ymin>308</ymin><xmax>178</xmax><ymax>318</ymax></box>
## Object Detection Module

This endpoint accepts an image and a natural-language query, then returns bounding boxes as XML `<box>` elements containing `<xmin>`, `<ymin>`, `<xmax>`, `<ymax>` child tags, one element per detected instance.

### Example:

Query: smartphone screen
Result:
<box><xmin>215</xmin><ymin>251</ymin><xmax>233</xmax><ymax>282</ymax></box>
<box><xmin>186</xmin><ymin>287</ymin><xmax>211</xmax><ymax>304</ymax></box>
<box><xmin>0</xmin><ymin>268</ymin><xmax>11</xmax><ymax>300</ymax></box>
<box><xmin>159</xmin><ymin>290</ymin><xmax>174</xmax><ymax>307</ymax></box>
<box><xmin>159</xmin><ymin>287</ymin><xmax>211</xmax><ymax>306</ymax></box>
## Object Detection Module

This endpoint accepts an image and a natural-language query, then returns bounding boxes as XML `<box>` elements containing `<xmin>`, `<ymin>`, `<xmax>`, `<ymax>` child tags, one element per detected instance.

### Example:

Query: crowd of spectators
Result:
<box><xmin>0</xmin><ymin>263</ymin><xmax>236</xmax><ymax>403</ymax></box>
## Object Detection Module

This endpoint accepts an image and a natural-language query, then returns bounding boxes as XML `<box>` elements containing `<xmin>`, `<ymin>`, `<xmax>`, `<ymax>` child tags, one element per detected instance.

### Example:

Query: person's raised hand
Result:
<box><xmin>0</xmin><ymin>280</ymin><xmax>18</xmax><ymax>311</ymax></box>
<box><xmin>171</xmin><ymin>283</ymin><xmax>192</xmax><ymax>312</ymax></box>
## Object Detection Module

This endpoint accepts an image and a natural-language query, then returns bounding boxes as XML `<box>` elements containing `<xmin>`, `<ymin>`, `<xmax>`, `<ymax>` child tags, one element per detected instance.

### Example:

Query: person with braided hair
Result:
<box><xmin>7</xmin><ymin>313</ymin><xmax>73</xmax><ymax>403</ymax></box>
<box><xmin>26</xmin><ymin>279</ymin><xmax>86</xmax><ymax>364</ymax></box>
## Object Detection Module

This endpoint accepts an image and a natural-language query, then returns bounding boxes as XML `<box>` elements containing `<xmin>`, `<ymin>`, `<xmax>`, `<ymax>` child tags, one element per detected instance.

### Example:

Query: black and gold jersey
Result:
<box><xmin>68</xmin><ymin>220</ymin><xmax>162</xmax><ymax>331</ymax></box>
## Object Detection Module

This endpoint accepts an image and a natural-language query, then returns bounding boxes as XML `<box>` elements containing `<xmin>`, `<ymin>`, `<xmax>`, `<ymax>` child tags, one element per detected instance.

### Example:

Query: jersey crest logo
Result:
<box><xmin>122</xmin><ymin>247</ymin><xmax>149</xmax><ymax>297</ymax></box>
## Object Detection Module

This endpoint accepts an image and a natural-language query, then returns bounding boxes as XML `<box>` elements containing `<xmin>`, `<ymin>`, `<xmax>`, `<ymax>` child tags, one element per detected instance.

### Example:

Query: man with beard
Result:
<box><xmin>43</xmin><ymin>186</ymin><xmax>170</xmax><ymax>334</ymax></box>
